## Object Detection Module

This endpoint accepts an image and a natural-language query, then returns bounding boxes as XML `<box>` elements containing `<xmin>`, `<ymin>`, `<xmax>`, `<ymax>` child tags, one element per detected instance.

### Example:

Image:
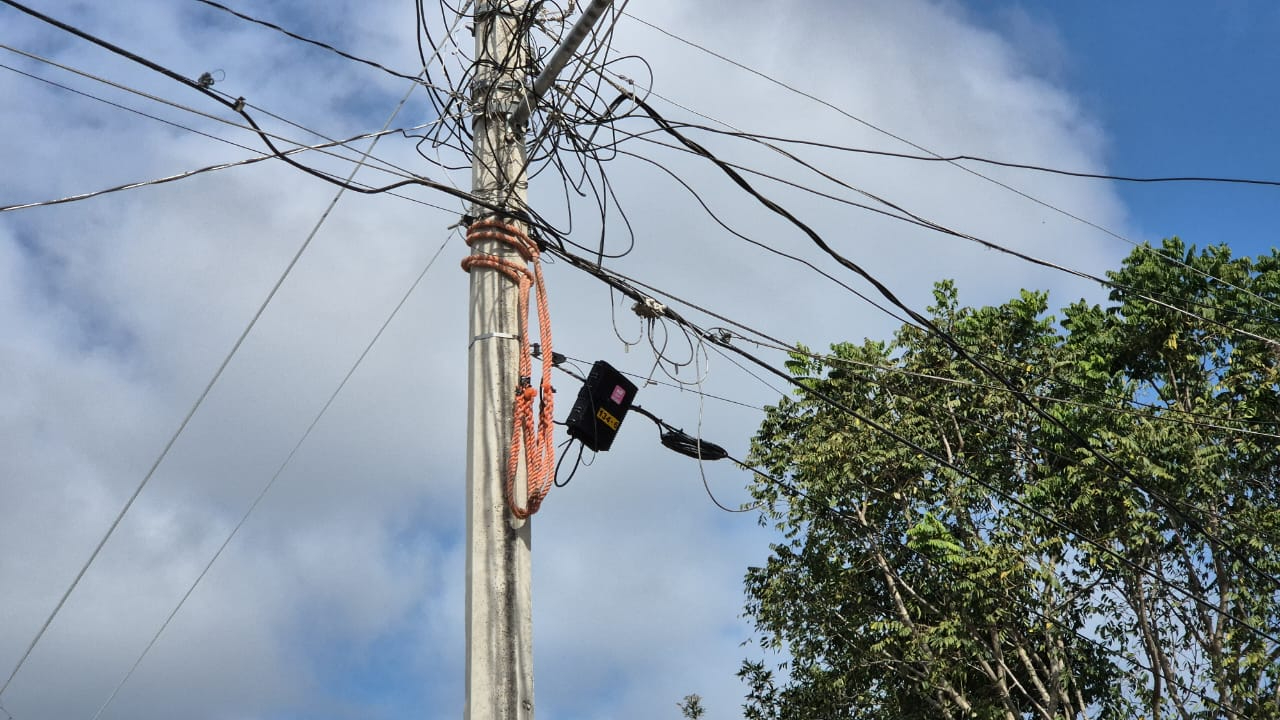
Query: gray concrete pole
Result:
<box><xmin>465</xmin><ymin>1</ymin><xmax>534</xmax><ymax>718</ymax></box>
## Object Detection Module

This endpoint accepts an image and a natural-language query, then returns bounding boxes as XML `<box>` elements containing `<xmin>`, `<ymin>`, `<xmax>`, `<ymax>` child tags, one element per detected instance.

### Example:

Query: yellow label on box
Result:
<box><xmin>596</xmin><ymin>407</ymin><xmax>620</xmax><ymax>430</ymax></box>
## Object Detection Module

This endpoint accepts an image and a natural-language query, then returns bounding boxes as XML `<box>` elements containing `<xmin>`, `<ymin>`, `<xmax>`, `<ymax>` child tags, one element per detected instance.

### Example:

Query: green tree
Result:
<box><xmin>742</xmin><ymin>240</ymin><xmax>1280</xmax><ymax>720</ymax></box>
<box><xmin>679</xmin><ymin>693</ymin><xmax>707</xmax><ymax>719</ymax></box>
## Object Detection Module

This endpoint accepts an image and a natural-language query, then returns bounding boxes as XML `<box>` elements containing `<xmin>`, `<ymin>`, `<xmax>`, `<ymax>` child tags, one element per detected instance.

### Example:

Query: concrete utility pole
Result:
<box><xmin>463</xmin><ymin>1</ymin><xmax>612</xmax><ymax>717</ymax></box>
<box><xmin>465</xmin><ymin>0</ymin><xmax>534</xmax><ymax>718</ymax></box>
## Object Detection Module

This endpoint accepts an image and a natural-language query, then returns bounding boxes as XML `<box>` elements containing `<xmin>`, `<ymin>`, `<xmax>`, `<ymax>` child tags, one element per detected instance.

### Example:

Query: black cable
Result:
<box><xmin>624</xmin><ymin>374</ymin><xmax>1266</xmax><ymax>718</ymax></box>
<box><xmin>614</xmin><ymin>90</ymin><xmax>1280</xmax><ymax>591</ymax></box>
<box><xmin>609</xmin><ymin>116</ymin><xmax>1280</xmax><ymax>341</ymax></box>
<box><xmin>553</xmin><ymin>438</ymin><xmax>585</xmax><ymax>487</ymax></box>
<box><xmin>542</xmin><ymin>240</ymin><xmax>1280</xmax><ymax>649</ymax></box>
<box><xmin>0</xmin><ymin>59</ymin><xmax>260</xmax><ymax>151</ymax></box>
<box><xmin>684</xmin><ymin>124</ymin><xmax>1280</xmax><ymax>189</ymax></box>
<box><xmin>191</xmin><ymin>0</ymin><xmax>425</xmax><ymax>82</ymax></box>
<box><xmin>627</xmin><ymin>405</ymin><xmax>750</xmax><ymax>514</ymax></box>
<box><xmin>0</xmin><ymin>0</ymin><xmax>554</xmax><ymax>227</ymax></box>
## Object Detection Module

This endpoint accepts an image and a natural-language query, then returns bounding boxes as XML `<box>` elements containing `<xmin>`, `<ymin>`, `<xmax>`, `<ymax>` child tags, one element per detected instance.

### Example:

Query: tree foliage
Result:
<box><xmin>742</xmin><ymin>239</ymin><xmax>1280</xmax><ymax>720</ymax></box>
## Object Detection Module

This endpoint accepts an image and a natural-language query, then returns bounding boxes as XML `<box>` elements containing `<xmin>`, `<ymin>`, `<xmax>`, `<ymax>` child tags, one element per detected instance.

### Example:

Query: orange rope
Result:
<box><xmin>461</xmin><ymin>219</ymin><xmax>555</xmax><ymax>519</ymax></box>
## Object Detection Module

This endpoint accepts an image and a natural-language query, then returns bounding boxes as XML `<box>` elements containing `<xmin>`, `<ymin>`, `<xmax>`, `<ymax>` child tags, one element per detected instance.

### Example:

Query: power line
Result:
<box><xmin>0</xmin><ymin>60</ymin><xmax>258</xmax><ymax>152</ymax></box>
<box><xmin>599</xmin><ymin>109</ymin><xmax>1280</xmax><ymax>349</ymax></box>
<box><xmin>0</xmin><ymin>55</ymin><xmax>449</xmax><ymax>710</ymax></box>
<box><xmin>190</xmin><ymin>0</ymin><xmax>425</xmax><ymax>82</ymax></box>
<box><xmin>0</xmin><ymin>42</ymin><xmax>436</xmax><ymax>186</ymax></box>
<box><xmin>574</xmin><ymin>67</ymin><xmax>1280</xmax><ymax>349</ymax></box>
<box><xmin>89</xmin><ymin>230</ymin><xmax>453</xmax><ymax>720</ymax></box>
<box><xmin>618</xmin><ymin>91</ymin><xmax>1280</xmax><ymax>586</ymax></box>
<box><xmin>0</xmin><ymin>126</ymin><xmax>440</xmax><ymax>214</ymax></box>
<box><xmin>717</xmin><ymin>130</ymin><xmax>1280</xmax><ymax>188</ymax></box>
<box><xmin>0</xmin><ymin>0</ymin><xmax>522</xmax><ymax>219</ymax></box>
<box><xmin>618</xmin><ymin>10</ymin><xmax>1132</xmax><ymax>247</ymax></box>
<box><xmin>623</xmin><ymin>380</ymin><xmax>1258</xmax><ymax>718</ymax></box>
<box><xmin>621</xmin><ymin>12</ymin><xmax>1280</xmax><ymax>317</ymax></box>
<box><xmin>541</xmin><ymin>241</ymin><xmax>1280</xmax><ymax>650</ymax></box>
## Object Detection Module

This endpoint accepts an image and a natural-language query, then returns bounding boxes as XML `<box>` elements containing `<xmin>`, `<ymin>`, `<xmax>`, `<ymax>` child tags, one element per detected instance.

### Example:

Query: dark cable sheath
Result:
<box><xmin>612</xmin><ymin>89</ymin><xmax>1280</xmax><ymax>590</ymax></box>
<box><xmin>0</xmin><ymin>0</ymin><xmax>546</xmax><ymax>228</ymax></box>
<box><xmin>680</xmin><ymin>124</ymin><xmax>1280</xmax><ymax>189</ymax></box>
<box><xmin>542</xmin><ymin>240</ymin><xmax>1280</xmax><ymax>648</ymax></box>
<box><xmin>191</xmin><ymin>0</ymin><xmax>423</xmax><ymax>82</ymax></box>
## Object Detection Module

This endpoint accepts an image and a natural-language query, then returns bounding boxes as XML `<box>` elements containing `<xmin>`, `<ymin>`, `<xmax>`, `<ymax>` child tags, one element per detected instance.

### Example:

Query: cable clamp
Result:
<box><xmin>470</xmin><ymin>332</ymin><xmax>520</xmax><ymax>348</ymax></box>
<box><xmin>530</xmin><ymin>343</ymin><xmax>566</xmax><ymax>366</ymax></box>
<box><xmin>632</xmin><ymin>296</ymin><xmax>666</xmax><ymax>319</ymax></box>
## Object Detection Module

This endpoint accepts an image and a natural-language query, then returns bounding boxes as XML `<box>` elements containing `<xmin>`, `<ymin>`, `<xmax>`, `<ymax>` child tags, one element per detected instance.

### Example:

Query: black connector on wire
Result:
<box><xmin>660</xmin><ymin>429</ymin><xmax>727</xmax><ymax>460</ymax></box>
<box><xmin>630</xmin><ymin>405</ymin><xmax>727</xmax><ymax>460</ymax></box>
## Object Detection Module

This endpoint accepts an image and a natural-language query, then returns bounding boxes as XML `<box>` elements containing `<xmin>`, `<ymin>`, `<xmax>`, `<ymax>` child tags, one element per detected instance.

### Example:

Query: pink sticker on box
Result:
<box><xmin>610</xmin><ymin>385</ymin><xmax>626</xmax><ymax>404</ymax></box>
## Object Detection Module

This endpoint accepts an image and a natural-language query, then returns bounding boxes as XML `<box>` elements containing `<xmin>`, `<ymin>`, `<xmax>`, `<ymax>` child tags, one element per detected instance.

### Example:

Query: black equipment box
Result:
<box><xmin>565</xmin><ymin>361</ymin><xmax>638</xmax><ymax>452</ymax></box>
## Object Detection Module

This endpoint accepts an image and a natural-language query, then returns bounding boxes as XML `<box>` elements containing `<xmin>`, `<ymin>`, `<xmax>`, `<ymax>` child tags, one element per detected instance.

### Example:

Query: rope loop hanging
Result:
<box><xmin>461</xmin><ymin>219</ymin><xmax>556</xmax><ymax>518</ymax></box>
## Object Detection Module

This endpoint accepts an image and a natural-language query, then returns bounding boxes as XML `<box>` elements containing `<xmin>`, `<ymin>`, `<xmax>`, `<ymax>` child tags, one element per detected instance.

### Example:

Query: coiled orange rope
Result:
<box><xmin>461</xmin><ymin>219</ymin><xmax>555</xmax><ymax>519</ymax></box>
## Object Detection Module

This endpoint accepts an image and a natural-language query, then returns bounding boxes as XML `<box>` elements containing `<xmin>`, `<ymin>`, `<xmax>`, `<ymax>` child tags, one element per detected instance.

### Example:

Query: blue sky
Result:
<box><xmin>982</xmin><ymin>2</ymin><xmax>1280</xmax><ymax>253</ymax></box>
<box><xmin>0</xmin><ymin>2</ymin><xmax>1276</xmax><ymax>720</ymax></box>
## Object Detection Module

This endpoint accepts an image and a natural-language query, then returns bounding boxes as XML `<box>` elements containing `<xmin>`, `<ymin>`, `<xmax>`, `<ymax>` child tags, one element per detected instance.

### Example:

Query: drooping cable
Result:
<box><xmin>0</xmin><ymin>0</ymin><xmax>533</xmax><ymax>223</ymax></box>
<box><xmin>0</xmin><ymin>65</ymin><xmax>434</xmax><ymax>704</ymax></box>
<box><xmin>620</xmin><ymin>12</ymin><xmax>1280</xmax><ymax>317</ymax></box>
<box><xmin>88</xmin><ymin>230</ymin><xmax>452</xmax><ymax>720</ymax></box>
<box><xmin>612</xmin><ymin>90</ymin><xmax>1280</xmax><ymax>590</ymax></box>
<box><xmin>0</xmin><ymin>125</ymin><xmax>442</xmax><ymax>214</ymax></box>
<box><xmin>191</xmin><ymin>0</ymin><xmax>425</xmax><ymax>82</ymax></box>
<box><xmin>541</xmin><ymin>241</ymin><xmax>1280</xmax><ymax>649</ymax></box>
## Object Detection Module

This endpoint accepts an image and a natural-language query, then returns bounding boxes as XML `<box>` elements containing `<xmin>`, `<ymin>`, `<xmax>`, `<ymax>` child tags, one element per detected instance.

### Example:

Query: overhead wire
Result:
<box><xmin>0</xmin><ymin>0</ymin><xmax>546</xmax><ymax>225</ymax></box>
<box><xmin>0</xmin><ymin>27</ymin><xmax>452</xmax><ymax>700</ymax></box>
<box><xmin>620</xmin><ymin>11</ymin><xmax>1280</xmax><ymax>318</ymax></box>
<box><xmin>0</xmin><ymin>42</ymin><xmax>439</xmax><ymax>184</ymax></box>
<box><xmin>540</xmin><ymin>240</ymin><xmax>1280</xmax><ymax>650</ymax></box>
<box><xmin>586</xmin><ymin>95</ymin><xmax>1280</xmax><ymax>346</ymax></box>
<box><xmin>0</xmin><ymin>125</ymin><xmax>448</xmax><ymax>214</ymax></box>
<box><xmin>190</xmin><ymin>0</ymin><xmax>426</xmax><ymax>82</ymax></box>
<box><xmin>617</xmin><ymin>367</ymin><xmax>1259</xmax><ymax>718</ymax></box>
<box><xmin>573</xmin><ymin>66</ymin><xmax>1280</xmax><ymax>350</ymax></box>
<box><xmin>88</xmin><ymin>229</ymin><xmax>454</xmax><ymax>720</ymax></box>
<box><xmin>609</xmin><ymin>89</ymin><xmax>1280</xmax><ymax>590</ymax></box>
<box><xmin>0</xmin><ymin>59</ymin><xmax>258</xmax><ymax>152</ymax></box>
<box><xmin>702</xmin><ymin>129</ymin><xmax>1280</xmax><ymax>189</ymax></box>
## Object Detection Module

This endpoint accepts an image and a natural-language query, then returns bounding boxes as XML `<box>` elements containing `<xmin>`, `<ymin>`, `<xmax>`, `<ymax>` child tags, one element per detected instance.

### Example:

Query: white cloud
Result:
<box><xmin>0</xmin><ymin>1</ymin><xmax>1133</xmax><ymax>718</ymax></box>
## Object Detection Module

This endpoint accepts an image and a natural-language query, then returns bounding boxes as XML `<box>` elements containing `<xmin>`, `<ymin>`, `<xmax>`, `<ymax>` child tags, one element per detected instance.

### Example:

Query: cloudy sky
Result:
<box><xmin>2</xmin><ymin>2</ymin><xmax>1277</xmax><ymax>719</ymax></box>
